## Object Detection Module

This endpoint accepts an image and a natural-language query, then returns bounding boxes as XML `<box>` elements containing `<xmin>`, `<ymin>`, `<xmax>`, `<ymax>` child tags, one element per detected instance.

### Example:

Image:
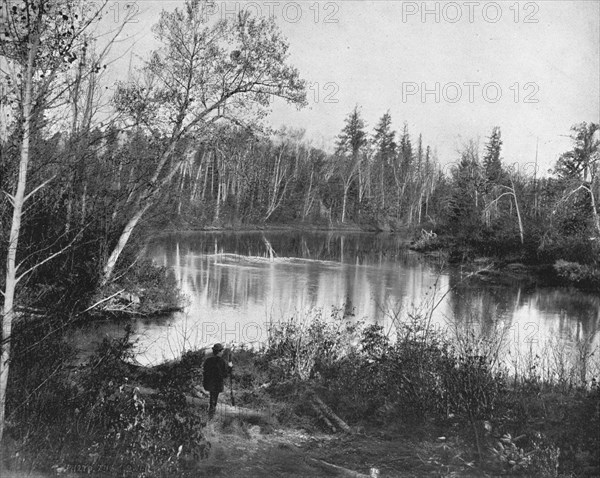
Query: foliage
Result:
<box><xmin>141</xmin><ymin>349</ymin><xmax>206</xmax><ymax>394</ymax></box>
<box><xmin>264</xmin><ymin>309</ymin><xmax>506</xmax><ymax>432</ymax></box>
<box><xmin>555</xmin><ymin>123</ymin><xmax>599</xmax><ymax>181</ymax></box>
<box><xmin>253</xmin><ymin>307</ymin><xmax>599</xmax><ymax>475</ymax></box>
<box><xmin>263</xmin><ymin>306</ymin><xmax>361</xmax><ymax>380</ymax></box>
<box><xmin>101</xmin><ymin>257</ymin><xmax>183</xmax><ymax>316</ymax></box>
<box><xmin>490</xmin><ymin>432</ymin><xmax>560</xmax><ymax>477</ymax></box>
<box><xmin>447</xmin><ymin>140</ymin><xmax>485</xmax><ymax>235</ymax></box>
<box><xmin>336</xmin><ymin>106</ymin><xmax>368</xmax><ymax>158</ymax></box>
<box><xmin>333</xmin><ymin>106</ymin><xmax>368</xmax><ymax>222</ymax></box>
<box><xmin>71</xmin><ymin>331</ymin><xmax>207</xmax><ymax>476</ymax></box>
<box><xmin>483</xmin><ymin>126</ymin><xmax>503</xmax><ymax>184</ymax></box>
<box><xmin>410</xmin><ymin>229</ymin><xmax>442</xmax><ymax>252</ymax></box>
<box><xmin>442</xmin><ymin>352</ymin><xmax>506</xmax><ymax>423</ymax></box>
<box><xmin>3</xmin><ymin>317</ymin><xmax>79</xmax><ymax>471</ymax></box>
<box><xmin>88</xmin><ymin>385</ymin><xmax>209</xmax><ymax>477</ymax></box>
<box><xmin>553</xmin><ymin>259</ymin><xmax>600</xmax><ymax>287</ymax></box>
<box><xmin>6</xmin><ymin>327</ymin><xmax>211</xmax><ymax>476</ymax></box>
<box><xmin>14</xmin><ymin>107</ymin><xmax>600</xmax><ymax>280</ymax></box>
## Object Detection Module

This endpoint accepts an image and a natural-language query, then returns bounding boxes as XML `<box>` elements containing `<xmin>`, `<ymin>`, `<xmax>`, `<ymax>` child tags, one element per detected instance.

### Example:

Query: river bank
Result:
<box><xmin>7</xmin><ymin>314</ymin><xmax>597</xmax><ymax>478</ymax></box>
<box><xmin>154</xmin><ymin>220</ymin><xmax>401</xmax><ymax>236</ymax></box>
<box><xmin>155</xmin><ymin>343</ymin><xmax>599</xmax><ymax>478</ymax></box>
<box><xmin>149</xmin><ymin>223</ymin><xmax>592</xmax><ymax>291</ymax></box>
<box><xmin>408</xmin><ymin>229</ymin><xmax>600</xmax><ymax>291</ymax></box>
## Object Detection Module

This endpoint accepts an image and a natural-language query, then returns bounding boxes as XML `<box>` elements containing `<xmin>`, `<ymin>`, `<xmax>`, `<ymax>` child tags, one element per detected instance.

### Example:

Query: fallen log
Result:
<box><xmin>310</xmin><ymin>401</ymin><xmax>337</xmax><ymax>433</ymax></box>
<box><xmin>312</xmin><ymin>395</ymin><xmax>352</xmax><ymax>433</ymax></box>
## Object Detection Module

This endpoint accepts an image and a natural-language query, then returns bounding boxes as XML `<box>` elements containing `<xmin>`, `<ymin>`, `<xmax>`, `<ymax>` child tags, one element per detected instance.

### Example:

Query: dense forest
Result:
<box><xmin>0</xmin><ymin>1</ymin><xmax>599</xmax><ymax>475</ymax></box>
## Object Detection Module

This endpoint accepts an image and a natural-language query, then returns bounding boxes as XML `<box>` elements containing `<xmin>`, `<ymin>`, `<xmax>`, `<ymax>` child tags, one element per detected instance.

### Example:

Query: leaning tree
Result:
<box><xmin>103</xmin><ymin>1</ymin><xmax>307</xmax><ymax>284</ymax></box>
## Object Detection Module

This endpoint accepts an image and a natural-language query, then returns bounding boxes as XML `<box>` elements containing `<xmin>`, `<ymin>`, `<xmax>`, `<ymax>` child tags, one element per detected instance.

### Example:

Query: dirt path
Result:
<box><xmin>195</xmin><ymin>422</ymin><xmax>481</xmax><ymax>478</ymax></box>
<box><xmin>4</xmin><ymin>424</ymin><xmax>483</xmax><ymax>477</ymax></box>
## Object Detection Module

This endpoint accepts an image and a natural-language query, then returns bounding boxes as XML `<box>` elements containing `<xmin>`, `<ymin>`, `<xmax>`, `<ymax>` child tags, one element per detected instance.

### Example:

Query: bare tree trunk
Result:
<box><xmin>485</xmin><ymin>184</ymin><xmax>524</xmax><ymax>245</ymax></box>
<box><xmin>380</xmin><ymin>164</ymin><xmax>385</xmax><ymax>209</ymax></box>
<box><xmin>0</xmin><ymin>25</ymin><xmax>40</xmax><ymax>451</ymax></box>
<box><xmin>65</xmin><ymin>183</ymin><xmax>73</xmax><ymax>233</ymax></box>
<box><xmin>510</xmin><ymin>178</ymin><xmax>524</xmax><ymax>244</ymax></box>
<box><xmin>265</xmin><ymin>148</ymin><xmax>292</xmax><ymax>221</ymax></box>
<box><xmin>190</xmin><ymin>153</ymin><xmax>205</xmax><ymax>202</ymax></box>
<box><xmin>101</xmin><ymin>203</ymin><xmax>150</xmax><ymax>285</ymax></box>
<box><xmin>588</xmin><ymin>167</ymin><xmax>600</xmax><ymax>235</ymax></box>
<box><xmin>102</xmin><ymin>139</ymin><xmax>183</xmax><ymax>284</ymax></box>
<box><xmin>214</xmin><ymin>181</ymin><xmax>222</xmax><ymax>222</ymax></box>
<box><xmin>177</xmin><ymin>171</ymin><xmax>185</xmax><ymax>216</ymax></box>
<box><xmin>303</xmin><ymin>169</ymin><xmax>315</xmax><ymax>219</ymax></box>
<box><xmin>357</xmin><ymin>165</ymin><xmax>363</xmax><ymax>203</ymax></box>
<box><xmin>80</xmin><ymin>182</ymin><xmax>88</xmax><ymax>226</ymax></box>
<box><xmin>341</xmin><ymin>180</ymin><xmax>350</xmax><ymax>223</ymax></box>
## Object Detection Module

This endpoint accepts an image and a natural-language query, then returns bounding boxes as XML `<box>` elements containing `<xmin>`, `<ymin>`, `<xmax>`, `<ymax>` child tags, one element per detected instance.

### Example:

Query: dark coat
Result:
<box><xmin>203</xmin><ymin>355</ymin><xmax>230</xmax><ymax>393</ymax></box>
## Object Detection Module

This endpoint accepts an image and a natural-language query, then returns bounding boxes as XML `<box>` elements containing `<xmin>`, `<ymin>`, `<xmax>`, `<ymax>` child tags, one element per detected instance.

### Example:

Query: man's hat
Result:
<box><xmin>212</xmin><ymin>343</ymin><xmax>224</xmax><ymax>353</ymax></box>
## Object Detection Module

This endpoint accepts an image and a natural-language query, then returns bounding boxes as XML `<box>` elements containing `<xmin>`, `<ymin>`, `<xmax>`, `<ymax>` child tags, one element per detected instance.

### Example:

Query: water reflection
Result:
<box><xmin>104</xmin><ymin>232</ymin><xmax>599</xmax><ymax>379</ymax></box>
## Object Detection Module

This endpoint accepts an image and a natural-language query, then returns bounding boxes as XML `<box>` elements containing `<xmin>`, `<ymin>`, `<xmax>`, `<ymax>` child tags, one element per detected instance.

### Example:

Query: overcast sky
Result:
<box><xmin>105</xmin><ymin>0</ymin><xmax>600</xmax><ymax>174</ymax></box>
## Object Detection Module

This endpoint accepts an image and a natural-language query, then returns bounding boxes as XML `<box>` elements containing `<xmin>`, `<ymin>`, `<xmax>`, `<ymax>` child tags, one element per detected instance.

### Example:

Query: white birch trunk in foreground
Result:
<box><xmin>0</xmin><ymin>26</ymin><xmax>40</xmax><ymax>451</ymax></box>
<box><xmin>101</xmin><ymin>204</ymin><xmax>151</xmax><ymax>286</ymax></box>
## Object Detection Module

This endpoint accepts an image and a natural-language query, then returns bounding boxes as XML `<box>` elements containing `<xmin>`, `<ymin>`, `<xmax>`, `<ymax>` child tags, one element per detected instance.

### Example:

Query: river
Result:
<box><xmin>77</xmin><ymin>231</ymin><xmax>600</xmax><ymax>381</ymax></box>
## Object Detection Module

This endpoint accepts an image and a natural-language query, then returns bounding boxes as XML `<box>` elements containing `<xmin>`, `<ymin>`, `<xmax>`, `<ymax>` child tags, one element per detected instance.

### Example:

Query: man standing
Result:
<box><xmin>202</xmin><ymin>343</ymin><xmax>233</xmax><ymax>419</ymax></box>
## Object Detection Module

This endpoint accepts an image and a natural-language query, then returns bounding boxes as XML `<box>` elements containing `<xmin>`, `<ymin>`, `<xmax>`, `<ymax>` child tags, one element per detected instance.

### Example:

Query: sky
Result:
<box><xmin>100</xmin><ymin>0</ymin><xmax>600</xmax><ymax>175</ymax></box>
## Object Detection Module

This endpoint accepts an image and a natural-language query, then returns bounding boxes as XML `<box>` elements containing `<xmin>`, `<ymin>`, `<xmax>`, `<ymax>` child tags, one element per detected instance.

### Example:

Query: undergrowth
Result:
<box><xmin>3</xmin><ymin>305</ymin><xmax>598</xmax><ymax>477</ymax></box>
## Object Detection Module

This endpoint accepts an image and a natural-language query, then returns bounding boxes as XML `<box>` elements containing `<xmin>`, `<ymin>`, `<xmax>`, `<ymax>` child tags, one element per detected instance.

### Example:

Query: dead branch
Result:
<box><xmin>308</xmin><ymin>458</ymin><xmax>371</xmax><ymax>478</ymax></box>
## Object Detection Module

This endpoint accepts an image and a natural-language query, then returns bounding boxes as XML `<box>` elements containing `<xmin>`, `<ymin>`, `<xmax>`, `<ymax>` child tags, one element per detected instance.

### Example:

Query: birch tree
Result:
<box><xmin>0</xmin><ymin>0</ymin><xmax>110</xmax><ymax>451</ymax></box>
<box><xmin>104</xmin><ymin>1</ymin><xmax>306</xmax><ymax>283</ymax></box>
<box><xmin>484</xmin><ymin>176</ymin><xmax>525</xmax><ymax>244</ymax></box>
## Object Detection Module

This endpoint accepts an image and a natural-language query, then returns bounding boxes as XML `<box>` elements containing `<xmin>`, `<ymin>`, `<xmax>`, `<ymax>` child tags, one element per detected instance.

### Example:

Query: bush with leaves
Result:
<box><xmin>64</xmin><ymin>328</ymin><xmax>209</xmax><ymax>477</ymax></box>
<box><xmin>491</xmin><ymin>432</ymin><xmax>561</xmax><ymax>477</ymax></box>
<box><xmin>263</xmin><ymin>306</ymin><xmax>360</xmax><ymax>380</ymax></box>
<box><xmin>91</xmin><ymin>385</ymin><xmax>208</xmax><ymax>477</ymax></box>
<box><xmin>554</xmin><ymin>259</ymin><xmax>600</xmax><ymax>288</ymax></box>
<box><xmin>97</xmin><ymin>257</ymin><xmax>184</xmax><ymax>317</ymax></box>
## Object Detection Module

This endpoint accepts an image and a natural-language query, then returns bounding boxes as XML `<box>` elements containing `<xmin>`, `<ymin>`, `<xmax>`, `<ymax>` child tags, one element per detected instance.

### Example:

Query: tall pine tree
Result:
<box><xmin>483</xmin><ymin>126</ymin><xmax>503</xmax><ymax>184</ymax></box>
<box><xmin>372</xmin><ymin>111</ymin><xmax>396</xmax><ymax>210</ymax></box>
<box><xmin>335</xmin><ymin>105</ymin><xmax>367</xmax><ymax>222</ymax></box>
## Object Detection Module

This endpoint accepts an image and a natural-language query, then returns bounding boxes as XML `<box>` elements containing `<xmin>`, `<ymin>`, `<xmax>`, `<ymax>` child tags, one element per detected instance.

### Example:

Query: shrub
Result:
<box><xmin>554</xmin><ymin>259</ymin><xmax>600</xmax><ymax>287</ymax></box>
<box><xmin>90</xmin><ymin>385</ymin><xmax>208</xmax><ymax>477</ymax></box>
<box><xmin>72</xmin><ymin>328</ymin><xmax>210</xmax><ymax>477</ymax></box>
<box><xmin>5</xmin><ymin>326</ymin><xmax>210</xmax><ymax>477</ymax></box>
<box><xmin>491</xmin><ymin>432</ymin><xmax>560</xmax><ymax>477</ymax></box>
<box><xmin>263</xmin><ymin>306</ymin><xmax>361</xmax><ymax>380</ymax></box>
<box><xmin>98</xmin><ymin>258</ymin><xmax>183</xmax><ymax>316</ymax></box>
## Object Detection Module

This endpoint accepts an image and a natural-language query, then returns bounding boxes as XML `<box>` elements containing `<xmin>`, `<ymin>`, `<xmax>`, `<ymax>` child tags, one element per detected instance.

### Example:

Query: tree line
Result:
<box><xmin>152</xmin><ymin>106</ymin><xmax>599</xmax><ymax>264</ymax></box>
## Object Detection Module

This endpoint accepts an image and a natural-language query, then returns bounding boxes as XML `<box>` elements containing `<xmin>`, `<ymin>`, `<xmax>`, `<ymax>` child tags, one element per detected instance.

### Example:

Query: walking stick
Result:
<box><xmin>229</xmin><ymin>350</ymin><xmax>235</xmax><ymax>407</ymax></box>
